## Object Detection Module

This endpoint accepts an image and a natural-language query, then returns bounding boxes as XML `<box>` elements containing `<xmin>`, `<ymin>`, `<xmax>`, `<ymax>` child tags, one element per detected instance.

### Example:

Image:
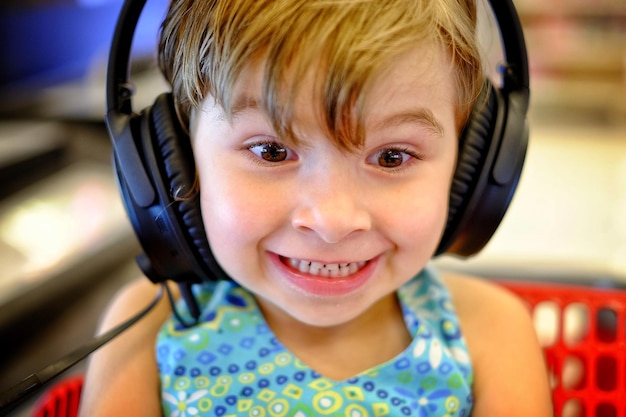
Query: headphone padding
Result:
<box><xmin>150</xmin><ymin>93</ymin><xmax>228</xmax><ymax>281</ymax></box>
<box><xmin>437</xmin><ymin>81</ymin><xmax>498</xmax><ymax>255</ymax></box>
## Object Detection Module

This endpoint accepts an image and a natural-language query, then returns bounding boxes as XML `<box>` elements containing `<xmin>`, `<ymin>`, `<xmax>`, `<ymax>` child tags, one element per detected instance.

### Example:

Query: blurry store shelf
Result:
<box><xmin>514</xmin><ymin>0</ymin><xmax>626</xmax><ymax>126</ymax></box>
<box><xmin>514</xmin><ymin>0</ymin><xmax>626</xmax><ymax>18</ymax></box>
<box><xmin>0</xmin><ymin>119</ymin><xmax>140</xmax><ymax>339</ymax></box>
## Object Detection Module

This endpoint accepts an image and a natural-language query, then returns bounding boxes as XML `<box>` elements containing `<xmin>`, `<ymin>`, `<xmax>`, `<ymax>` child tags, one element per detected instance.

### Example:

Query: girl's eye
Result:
<box><xmin>372</xmin><ymin>148</ymin><xmax>414</xmax><ymax>168</ymax></box>
<box><xmin>248</xmin><ymin>141</ymin><xmax>292</xmax><ymax>163</ymax></box>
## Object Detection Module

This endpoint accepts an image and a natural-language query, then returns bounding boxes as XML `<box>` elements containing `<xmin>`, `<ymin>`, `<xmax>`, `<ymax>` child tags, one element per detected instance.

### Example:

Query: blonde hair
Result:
<box><xmin>159</xmin><ymin>0</ymin><xmax>483</xmax><ymax>149</ymax></box>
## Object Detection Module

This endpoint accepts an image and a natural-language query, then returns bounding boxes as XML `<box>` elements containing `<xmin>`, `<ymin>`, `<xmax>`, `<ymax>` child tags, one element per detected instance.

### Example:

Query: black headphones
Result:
<box><xmin>106</xmin><ymin>0</ymin><xmax>530</xmax><ymax>288</ymax></box>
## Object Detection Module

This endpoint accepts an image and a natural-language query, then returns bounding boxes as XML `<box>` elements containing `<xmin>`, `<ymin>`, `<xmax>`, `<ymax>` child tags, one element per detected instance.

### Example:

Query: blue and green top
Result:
<box><xmin>156</xmin><ymin>267</ymin><xmax>473</xmax><ymax>416</ymax></box>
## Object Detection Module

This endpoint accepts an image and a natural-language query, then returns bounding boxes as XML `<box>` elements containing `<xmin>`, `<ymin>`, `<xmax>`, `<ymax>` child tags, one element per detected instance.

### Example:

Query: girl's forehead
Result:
<box><xmin>226</xmin><ymin>39</ymin><xmax>451</xmax><ymax>117</ymax></box>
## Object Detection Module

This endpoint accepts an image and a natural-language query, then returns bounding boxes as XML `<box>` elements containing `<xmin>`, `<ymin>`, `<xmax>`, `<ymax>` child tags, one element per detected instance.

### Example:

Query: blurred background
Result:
<box><xmin>0</xmin><ymin>0</ymin><xmax>624</xmax><ymax>415</ymax></box>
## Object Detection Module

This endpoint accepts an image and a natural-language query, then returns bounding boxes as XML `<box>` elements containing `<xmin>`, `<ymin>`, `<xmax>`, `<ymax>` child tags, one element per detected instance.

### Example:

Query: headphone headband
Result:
<box><xmin>489</xmin><ymin>0</ymin><xmax>529</xmax><ymax>93</ymax></box>
<box><xmin>106</xmin><ymin>0</ymin><xmax>146</xmax><ymax>117</ymax></box>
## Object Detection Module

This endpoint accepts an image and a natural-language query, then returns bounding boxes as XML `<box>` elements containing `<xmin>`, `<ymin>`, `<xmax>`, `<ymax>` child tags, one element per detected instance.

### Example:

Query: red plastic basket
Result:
<box><xmin>500</xmin><ymin>280</ymin><xmax>626</xmax><ymax>417</ymax></box>
<box><xmin>31</xmin><ymin>374</ymin><xmax>83</xmax><ymax>417</ymax></box>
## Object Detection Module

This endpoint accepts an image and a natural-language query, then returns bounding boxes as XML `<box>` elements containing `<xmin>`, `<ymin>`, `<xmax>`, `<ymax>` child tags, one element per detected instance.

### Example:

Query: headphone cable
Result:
<box><xmin>0</xmin><ymin>284</ymin><xmax>165</xmax><ymax>416</ymax></box>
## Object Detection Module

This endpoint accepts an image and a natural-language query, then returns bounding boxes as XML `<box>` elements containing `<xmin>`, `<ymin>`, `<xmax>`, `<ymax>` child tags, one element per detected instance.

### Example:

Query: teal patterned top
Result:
<box><xmin>156</xmin><ymin>268</ymin><xmax>473</xmax><ymax>416</ymax></box>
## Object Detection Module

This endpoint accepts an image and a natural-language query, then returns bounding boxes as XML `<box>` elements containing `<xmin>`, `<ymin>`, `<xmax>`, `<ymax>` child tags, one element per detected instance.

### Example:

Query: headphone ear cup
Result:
<box><xmin>151</xmin><ymin>94</ymin><xmax>223</xmax><ymax>274</ymax></box>
<box><xmin>114</xmin><ymin>93</ymin><xmax>227</xmax><ymax>283</ymax></box>
<box><xmin>445</xmin><ymin>83</ymin><xmax>497</xmax><ymax>242</ymax></box>
<box><xmin>437</xmin><ymin>79</ymin><xmax>526</xmax><ymax>257</ymax></box>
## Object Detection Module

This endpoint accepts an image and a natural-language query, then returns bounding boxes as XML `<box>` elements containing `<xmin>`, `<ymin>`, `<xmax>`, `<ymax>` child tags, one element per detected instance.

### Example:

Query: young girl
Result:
<box><xmin>79</xmin><ymin>0</ymin><xmax>552</xmax><ymax>415</ymax></box>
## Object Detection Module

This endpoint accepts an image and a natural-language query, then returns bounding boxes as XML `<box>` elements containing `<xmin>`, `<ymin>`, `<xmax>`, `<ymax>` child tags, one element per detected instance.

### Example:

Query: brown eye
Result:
<box><xmin>249</xmin><ymin>142</ymin><xmax>288</xmax><ymax>162</ymax></box>
<box><xmin>377</xmin><ymin>149</ymin><xmax>405</xmax><ymax>168</ymax></box>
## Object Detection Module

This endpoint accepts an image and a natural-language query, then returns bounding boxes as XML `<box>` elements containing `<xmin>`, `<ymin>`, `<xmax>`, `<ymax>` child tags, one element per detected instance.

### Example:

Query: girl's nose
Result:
<box><xmin>290</xmin><ymin>172</ymin><xmax>371</xmax><ymax>243</ymax></box>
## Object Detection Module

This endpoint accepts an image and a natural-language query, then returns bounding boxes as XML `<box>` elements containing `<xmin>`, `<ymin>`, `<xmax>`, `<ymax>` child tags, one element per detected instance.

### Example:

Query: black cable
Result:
<box><xmin>163</xmin><ymin>281</ymin><xmax>198</xmax><ymax>328</ymax></box>
<box><xmin>0</xmin><ymin>285</ymin><xmax>164</xmax><ymax>417</ymax></box>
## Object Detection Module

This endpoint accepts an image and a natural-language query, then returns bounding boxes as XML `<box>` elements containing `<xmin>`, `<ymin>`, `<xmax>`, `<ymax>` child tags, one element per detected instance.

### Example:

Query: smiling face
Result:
<box><xmin>190</xmin><ymin>41</ymin><xmax>458</xmax><ymax>328</ymax></box>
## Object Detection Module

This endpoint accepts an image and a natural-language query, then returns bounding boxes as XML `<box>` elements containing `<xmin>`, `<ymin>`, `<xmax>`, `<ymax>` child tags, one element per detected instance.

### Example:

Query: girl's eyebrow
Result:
<box><xmin>230</xmin><ymin>95</ymin><xmax>261</xmax><ymax>119</ymax></box>
<box><xmin>225</xmin><ymin>96</ymin><xmax>444</xmax><ymax>138</ymax></box>
<box><xmin>213</xmin><ymin>95</ymin><xmax>261</xmax><ymax>122</ymax></box>
<box><xmin>372</xmin><ymin>108</ymin><xmax>445</xmax><ymax>137</ymax></box>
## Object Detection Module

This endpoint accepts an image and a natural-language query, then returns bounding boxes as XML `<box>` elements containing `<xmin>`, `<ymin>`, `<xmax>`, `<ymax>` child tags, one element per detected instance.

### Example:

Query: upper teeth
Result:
<box><xmin>288</xmin><ymin>258</ymin><xmax>366</xmax><ymax>277</ymax></box>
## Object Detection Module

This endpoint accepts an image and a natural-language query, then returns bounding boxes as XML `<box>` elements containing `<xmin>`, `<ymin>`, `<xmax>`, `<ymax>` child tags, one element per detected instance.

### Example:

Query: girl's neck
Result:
<box><xmin>255</xmin><ymin>293</ymin><xmax>412</xmax><ymax>381</ymax></box>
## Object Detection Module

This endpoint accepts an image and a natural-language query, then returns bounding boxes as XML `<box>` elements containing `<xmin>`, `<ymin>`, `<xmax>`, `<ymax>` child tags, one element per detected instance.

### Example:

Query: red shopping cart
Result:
<box><xmin>499</xmin><ymin>280</ymin><xmax>626</xmax><ymax>417</ymax></box>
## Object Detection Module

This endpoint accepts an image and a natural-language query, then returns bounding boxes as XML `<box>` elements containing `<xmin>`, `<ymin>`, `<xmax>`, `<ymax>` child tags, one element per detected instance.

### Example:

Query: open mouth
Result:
<box><xmin>274</xmin><ymin>253</ymin><xmax>378</xmax><ymax>296</ymax></box>
<box><xmin>281</xmin><ymin>256</ymin><xmax>368</xmax><ymax>278</ymax></box>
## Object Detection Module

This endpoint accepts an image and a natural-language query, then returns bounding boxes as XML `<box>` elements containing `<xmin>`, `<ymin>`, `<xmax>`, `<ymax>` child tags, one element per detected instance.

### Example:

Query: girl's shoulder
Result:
<box><xmin>79</xmin><ymin>277</ymin><xmax>174</xmax><ymax>417</ymax></box>
<box><xmin>440</xmin><ymin>271</ymin><xmax>535</xmax><ymax>354</ymax></box>
<box><xmin>440</xmin><ymin>272</ymin><xmax>553</xmax><ymax>416</ymax></box>
<box><xmin>440</xmin><ymin>272</ymin><xmax>532</xmax><ymax>331</ymax></box>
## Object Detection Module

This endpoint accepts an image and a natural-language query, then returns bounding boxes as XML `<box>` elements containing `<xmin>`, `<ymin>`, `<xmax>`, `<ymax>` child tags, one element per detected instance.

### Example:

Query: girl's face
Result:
<box><xmin>191</xmin><ymin>42</ymin><xmax>458</xmax><ymax>328</ymax></box>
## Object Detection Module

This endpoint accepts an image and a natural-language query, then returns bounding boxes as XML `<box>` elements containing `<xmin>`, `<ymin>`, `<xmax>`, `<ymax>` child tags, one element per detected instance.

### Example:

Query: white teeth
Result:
<box><xmin>287</xmin><ymin>258</ymin><xmax>366</xmax><ymax>277</ymax></box>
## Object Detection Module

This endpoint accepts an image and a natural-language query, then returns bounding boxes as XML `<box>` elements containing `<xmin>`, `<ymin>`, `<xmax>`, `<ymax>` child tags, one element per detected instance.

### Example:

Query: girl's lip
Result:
<box><xmin>268</xmin><ymin>252</ymin><xmax>379</xmax><ymax>297</ymax></box>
